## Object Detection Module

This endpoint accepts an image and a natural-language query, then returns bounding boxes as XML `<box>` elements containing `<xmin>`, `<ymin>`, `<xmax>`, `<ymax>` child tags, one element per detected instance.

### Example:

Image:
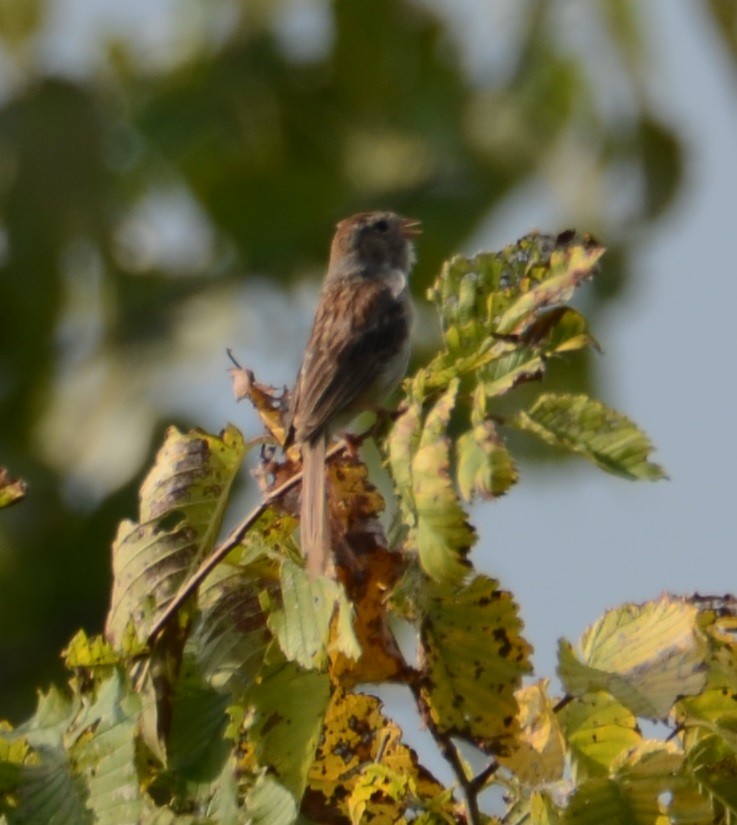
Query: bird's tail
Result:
<box><xmin>300</xmin><ymin>436</ymin><xmax>330</xmax><ymax>578</ymax></box>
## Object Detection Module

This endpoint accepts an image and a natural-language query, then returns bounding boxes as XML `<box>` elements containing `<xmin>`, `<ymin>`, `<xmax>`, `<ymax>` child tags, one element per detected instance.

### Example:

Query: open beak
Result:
<box><xmin>399</xmin><ymin>217</ymin><xmax>422</xmax><ymax>239</ymax></box>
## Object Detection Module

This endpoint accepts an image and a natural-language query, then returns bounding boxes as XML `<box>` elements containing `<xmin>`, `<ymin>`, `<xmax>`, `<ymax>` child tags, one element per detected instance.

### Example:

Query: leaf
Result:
<box><xmin>423</xmin><ymin>232</ymin><xmax>604</xmax><ymax>399</ymax></box>
<box><xmin>229</xmin><ymin>364</ymin><xmax>287</xmax><ymax>447</ymax></box>
<box><xmin>191</xmin><ymin>561</ymin><xmax>273</xmax><ymax>695</ymax></box>
<box><xmin>1</xmin><ymin>747</ymin><xmax>94</xmax><ymax>825</ymax></box>
<box><xmin>456</xmin><ymin>421</ymin><xmax>518</xmax><ymax>501</ymax></box>
<box><xmin>268</xmin><ymin>559</ymin><xmax>358</xmax><ymax>670</ymax></box>
<box><xmin>305</xmin><ymin>690</ymin><xmax>445</xmax><ymax>823</ymax></box>
<box><xmin>558</xmin><ymin>597</ymin><xmax>709</xmax><ymax>719</ymax></box>
<box><xmin>241</xmin><ymin>655</ymin><xmax>330</xmax><ymax>800</ymax></box>
<box><xmin>0</xmin><ymin>467</ymin><xmax>26</xmax><ymax>508</ymax></box>
<box><xmin>66</xmin><ymin>672</ymin><xmax>144</xmax><ymax>825</ymax></box>
<box><xmin>62</xmin><ymin>630</ymin><xmax>122</xmax><ymax>669</ymax></box>
<box><xmin>417</xmin><ymin>574</ymin><xmax>532</xmax><ymax>753</ymax></box>
<box><xmin>0</xmin><ymin>673</ymin><xmax>143</xmax><ymax>825</ymax></box>
<box><xmin>562</xmin><ymin>776</ymin><xmax>637</xmax><ymax>825</ymax></box>
<box><xmin>557</xmin><ymin>691</ymin><xmax>641</xmax><ymax>781</ymax></box>
<box><xmin>348</xmin><ymin>763</ymin><xmax>412</xmax><ymax>825</ymax></box>
<box><xmin>518</xmin><ymin>306</ymin><xmax>599</xmax><ymax>354</ymax></box>
<box><xmin>614</xmin><ymin>742</ymin><xmax>686</xmax><ymax>805</ymax></box>
<box><xmin>106</xmin><ymin>424</ymin><xmax>247</xmax><ymax>647</ymax></box>
<box><xmin>387</xmin><ymin>396</ymin><xmax>423</xmax><ymax>523</ymax></box>
<box><xmin>244</xmin><ymin>774</ymin><xmax>297</xmax><ymax>825</ymax></box>
<box><xmin>480</xmin><ymin>346</ymin><xmax>545</xmax><ymax>398</ymax></box>
<box><xmin>497</xmin><ymin>681</ymin><xmax>566</xmax><ymax>786</ymax></box>
<box><xmin>397</xmin><ymin>381</ymin><xmax>475</xmax><ymax>584</ymax></box>
<box><xmin>494</xmin><ymin>238</ymin><xmax>604</xmax><ymax>335</ymax></box>
<box><xmin>329</xmin><ymin>545</ymin><xmax>407</xmax><ymax>687</ymax></box>
<box><xmin>686</xmin><ymin>734</ymin><xmax>737</xmax><ymax>818</ymax></box>
<box><xmin>165</xmin><ymin>661</ymin><xmax>231</xmax><ymax>778</ymax></box>
<box><xmin>510</xmin><ymin>393</ymin><xmax>665</xmax><ymax>480</ymax></box>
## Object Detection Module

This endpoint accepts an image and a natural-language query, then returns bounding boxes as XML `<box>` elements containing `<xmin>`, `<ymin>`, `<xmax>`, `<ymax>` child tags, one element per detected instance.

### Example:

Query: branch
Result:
<box><xmin>407</xmin><ymin>677</ymin><xmax>484</xmax><ymax>825</ymax></box>
<box><xmin>144</xmin><ymin>439</ymin><xmax>347</xmax><ymax>648</ymax></box>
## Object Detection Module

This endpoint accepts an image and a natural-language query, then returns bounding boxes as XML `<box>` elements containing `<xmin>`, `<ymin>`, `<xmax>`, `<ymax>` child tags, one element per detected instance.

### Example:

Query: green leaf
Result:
<box><xmin>456</xmin><ymin>421</ymin><xmax>518</xmax><ymax>501</ymax></box>
<box><xmin>243</xmin><ymin>655</ymin><xmax>330</xmax><ymax>800</ymax></box>
<box><xmin>1</xmin><ymin>748</ymin><xmax>94</xmax><ymax>825</ymax></box>
<box><xmin>424</xmin><ymin>232</ymin><xmax>603</xmax><ymax>399</ymax></box>
<box><xmin>612</xmin><ymin>743</ymin><xmax>688</xmax><ymax>817</ymax></box>
<box><xmin>166</xmin><ymin>663</ymin><xmax>231</xmax><ymax>779</ymax></box>
<box><xmin>510</xmin><ymin>393</ymin><xmax>665</xmax><ymax>480</ymax></box>
<box><xmin>62</xmin><ymin>630</ymin><xmax>122</xmax><ymax>669</ymax></box>
<box><xmin>480</xmin><ymin>346</ymin><xmax>544</xmax><ymax>398</ymax></box>
<box><xmin>387</xmin><ymin>395</ymin><xmax>423</xmax><ymax>521</ymax></box>
<box><xmin>417</xmin><ymin>574</ymin><xmax>532</xmax><ymax>752</ymax></box>
<box><xmin>66</xmin><ymin>672</ymin><xmax>144</xmax><ymax>825</ymax></box>
<box><xmin>244</xmin><ymin>774</ymin><xmax>297</xmax><ymax>825</ymax></box>
<box><xmin>561</xmin><ymin>776</ymin><xmax>636</xmax><ymax>825</ymax></box>
<box><xmin>557</xmin><ymin>691</ymin><xmax>641</xmax><ymax>781</ymax></box>
<box><xmin>495</xmin><ymin>238</ymin><xmax>604</xmax><ymax>335</ymax></box>
<box><xmin>267</xmin><ymin>559</ymin><xmax>358</xmax><ymax>670</ymax></box>
<box><xmin>0</xmin><ymin>673</ymin><xmax>143</xmax><ymax>825</ymax></box>
<box><xmin>558</xmin><ymin>597</ymin><xmax>708</xmax><ymax>719</ymax></box>
<box><xmin>191</xmin><ymin>561</ymin><xmax>272</xmax><ymax>695</ymax></box>
<box><xmin>686</xmin><ymin>734</ymin><xmax>737</xmax><ymax>819</ymax></box>
<box><xmin>396</xmin><ymin>381</ymin><xmax>475</xmax><ymax>584</ymax></box>
<box><xmin>106</xmin><ymin>425</ymin><xmax>247</xmax><ymax>648</ymax></box>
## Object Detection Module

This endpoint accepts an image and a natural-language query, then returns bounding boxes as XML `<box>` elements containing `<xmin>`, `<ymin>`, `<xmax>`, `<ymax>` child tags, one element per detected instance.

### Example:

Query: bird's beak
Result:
<box><xmin>399</xmin><ymin>217</ymin><xmax>422</xmax><ymax>239</ymax></box>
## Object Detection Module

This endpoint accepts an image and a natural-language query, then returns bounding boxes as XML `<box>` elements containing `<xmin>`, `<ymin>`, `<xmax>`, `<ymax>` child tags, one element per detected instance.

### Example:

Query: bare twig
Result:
<box><xmin>469</xmin><ymin>759</ymin><xmax>499</xmax><ymax>794</ymax></box>
<box><xmin>408</xmin><ymin>678</ymin><xmax>483</xmax><ymax>825</ymax></box>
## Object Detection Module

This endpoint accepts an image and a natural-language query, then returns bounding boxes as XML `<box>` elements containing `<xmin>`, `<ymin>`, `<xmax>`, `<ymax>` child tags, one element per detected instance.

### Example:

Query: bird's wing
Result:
<box><xmin>289</xmin><ymin>274</ymin><xmax>409</xmax><ymax>444</ymax></box>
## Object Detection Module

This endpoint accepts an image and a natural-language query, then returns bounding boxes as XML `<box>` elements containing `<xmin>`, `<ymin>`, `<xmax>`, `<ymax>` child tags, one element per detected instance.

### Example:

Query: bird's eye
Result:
<box><xmin>374</xmin><ymin>218</ymin><xmax>389</xmax><ymax>232</ymax></box>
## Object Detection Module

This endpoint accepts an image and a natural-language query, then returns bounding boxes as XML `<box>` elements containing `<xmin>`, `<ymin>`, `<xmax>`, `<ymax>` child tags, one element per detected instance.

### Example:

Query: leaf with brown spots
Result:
<box><xmin>106</xmin><ymin>425</ymin><xmax>247</xmax><ymax>648</ymax></box>
<box><xmin>304</xmin><ymin>689</ymin><xmax>448</xmax><ymax>823</ymax></box>
<box><xmin>557</xmin><ymin>690</ymin><xmax>641</xmax><ymax>782</ymax></box>
<box><xmin>416</xmin><ymin>574</ymin><xmax>532</xmax><ymax>754</ymax></box>
<box><xmin>325</xmin><ymin>457</ymin><xmax>408</xmax><ymax>685</ymax></box>
<box><xmin>330</xmin><ymin>545</ymin><xmax>407</xmax><ymax>687</ymax></box>
<box><xmin>236</xmin><ymin>652</ymin><xmax>331</xmax><ymax>804</ymax></box>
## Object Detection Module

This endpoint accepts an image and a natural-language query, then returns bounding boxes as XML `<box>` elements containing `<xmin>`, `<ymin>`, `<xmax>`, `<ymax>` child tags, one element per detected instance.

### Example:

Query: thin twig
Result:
<box><xmin>408</xmin><ymin>679</ymin><xmax>482</xmax><ymax>825</ymax></box>
<box><xmin>469</xmin><ymin>759</ymin><xmax>499</xmax><ymax>794</ymax></box>
<box><xmin>145</xmin><ymin>440</ymin><xmax>347</xmax><ymax>648</ymax></box>
<box><xmin>435</xmin><ymin>732</ymin><xmax>481</xmax><ymax>825</ymax></box>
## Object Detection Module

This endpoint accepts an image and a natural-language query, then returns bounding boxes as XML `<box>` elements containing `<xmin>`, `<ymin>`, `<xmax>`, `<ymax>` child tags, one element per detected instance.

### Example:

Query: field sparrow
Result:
<box><xmin>285</xmin><ymin>211</ymin><xmax>420</xmax><ymax>577</ymax></box>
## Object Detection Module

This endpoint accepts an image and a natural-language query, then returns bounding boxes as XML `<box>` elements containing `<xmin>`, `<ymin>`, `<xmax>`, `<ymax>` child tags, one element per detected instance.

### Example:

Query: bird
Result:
<box><xmin>285</xmin><ymin>211</ymin><xmax>420</xmax><ymax>578</ymax></box>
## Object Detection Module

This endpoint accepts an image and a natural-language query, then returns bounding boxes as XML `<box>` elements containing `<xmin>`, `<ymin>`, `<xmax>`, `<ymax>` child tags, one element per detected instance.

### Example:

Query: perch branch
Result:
<box><xmin>145</xmin><ymin>439</ymin><xmax>347</xmax><ymax>648</ymax></box>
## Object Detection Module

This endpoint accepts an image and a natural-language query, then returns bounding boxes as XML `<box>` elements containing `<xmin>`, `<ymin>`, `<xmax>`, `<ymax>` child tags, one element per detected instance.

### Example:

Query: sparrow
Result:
<box><xmin>285</xmin><ymin>211</ymin><xmax>420</xmax><ymax>578</ymax></box>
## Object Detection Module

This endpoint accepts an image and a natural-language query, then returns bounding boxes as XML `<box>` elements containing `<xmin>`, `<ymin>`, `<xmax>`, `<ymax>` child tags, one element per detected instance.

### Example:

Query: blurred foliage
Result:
<box><xmin>0</xmin><ymin>0</ymin><xmax>729</xmax><ymax>721</ymax></box>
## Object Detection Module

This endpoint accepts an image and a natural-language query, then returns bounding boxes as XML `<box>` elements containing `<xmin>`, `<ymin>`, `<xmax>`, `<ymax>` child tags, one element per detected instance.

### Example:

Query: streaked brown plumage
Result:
<box><xmin>285</xmin><ymin>211</ymin><xmax>419</xmax><ymax>577</ymax></box>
